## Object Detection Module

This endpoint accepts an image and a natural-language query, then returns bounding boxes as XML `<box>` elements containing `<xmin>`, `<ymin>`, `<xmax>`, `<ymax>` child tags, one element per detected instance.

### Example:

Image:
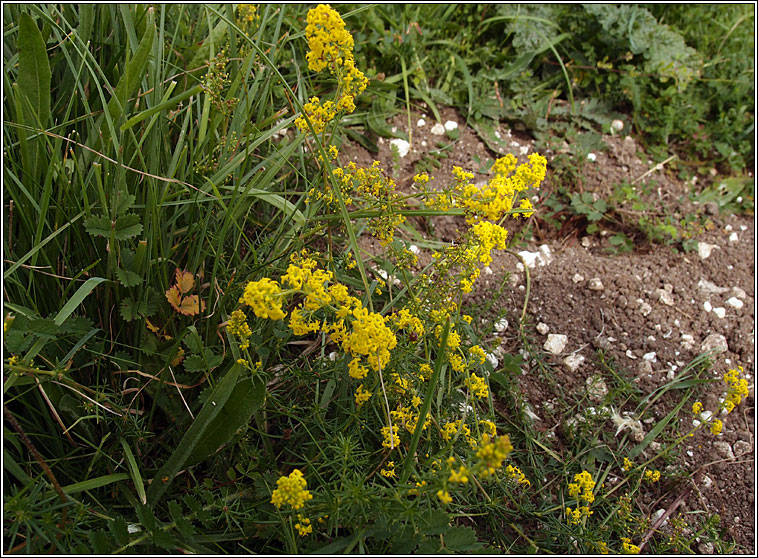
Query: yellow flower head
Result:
<box><xmin>271</xmin><ymin>469</ymin><xmax>313</xmax><ymax>510</ymax></box>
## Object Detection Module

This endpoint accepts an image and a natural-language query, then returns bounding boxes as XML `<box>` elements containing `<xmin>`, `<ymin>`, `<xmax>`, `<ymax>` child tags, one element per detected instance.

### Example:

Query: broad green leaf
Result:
<box><xmin>146</xmin><ymin>364</ymin><xmax>242</xmax><ymax>503</ymax></box>
<box><xmin>84</xmin><ymin>215</ymin><xmax>112</xmax><ymax>238</ymax></box>
<box><xmin>184</xmin><ymin>376</ymin><xmax>265</xmax><ymax>467</ymax></box>
<box><xmin>109</xmin><ymin>516</ymin><xmax>130</xmax><ymax>548</ymax></box>
<box><xmin>16</xmin><ymin>13</ymin><xmax>51</xmax><ymax>128</ymax></box>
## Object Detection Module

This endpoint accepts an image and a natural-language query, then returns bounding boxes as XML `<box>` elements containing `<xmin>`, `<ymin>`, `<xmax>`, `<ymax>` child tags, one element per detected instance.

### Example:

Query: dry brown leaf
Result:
<box><xmin>177</xmin><ymin>294</ymin><xmax>205</xmax><ymax>316</ymax></box>
<box><xmin>166</xmin><ymin>285</ymin><xmax>183</xmax><ymax>313</ymax></box>
<box><xmin>171</xmin><ymin>347</ymin><xmax>185</xmax><ymax>366</ymax></box>
<box><xmin>175</xmin><ymin>269</ymin><xmax>195</xmax><ymax>294</ymax></box>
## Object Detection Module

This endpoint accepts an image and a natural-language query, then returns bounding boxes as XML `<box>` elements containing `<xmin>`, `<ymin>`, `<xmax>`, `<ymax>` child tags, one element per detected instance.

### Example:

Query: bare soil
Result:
<box><xmin>339</xmin><ymin>106</ymin><xmax>755</xmax><ymax>553</ymax></box>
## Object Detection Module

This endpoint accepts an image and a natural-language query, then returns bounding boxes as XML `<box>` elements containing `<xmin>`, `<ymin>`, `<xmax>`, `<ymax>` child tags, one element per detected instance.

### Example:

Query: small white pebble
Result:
<box><xmin>444</xmin><ymin>120</ymin><xmax>458</xmax><ymax>132</ymax></box>
<box><xmin>416</xmin><ymin>118</ymin><xmax>426</xmax><ymax>128</ymax></box>
<box><xmin>725</xmin><ymin>224</ymin><xmax>733</xmax><ymax>231</ymax></box>
<box><xmin>389</xmin><ymin>138</ymin><xmax>410</xmax><ymax>158</ymax></box>
<box><xmin>643</xmin><ymin>352</ymin><xmax>657</xmax><ymax>362</ymax></box>
<box><xmin>409</xmin><ymin>244</ymin><xmax>420</xmax><ymax>254</ymax></box>
<box><xmin>536</xmin><ymin>322</ymin><xmax>550</xmax><ymax>335</ymax></box>
<box><xmin>713</xmin><ymin>307</ymin><xmax>726</xmax><ymax>319</ymax></box>
<box><xmin>572</xmin><ymin>273</ymin><xmax>584</xmax><ymax>283</ymax></box>
<box><xmin>495</xmin><ymin>318</ymin><xmax>509</xmax><ymax>332</ymax></box>
<box><xmin>726</xmin><ymin>297</ymin><xmax>743</xmax><ymax>309</ymax></box>
<box><xmin>587</xmin><ymin>152</ymin><xmax>597</xmax><ymax>162</ymax></box>
<box><xmin>430</xmin><ymin>122</ymin><xmax>445</xmax><ymax>135</ymax></box>
<box><xmin>729</xmin><ymin>232</ymin><xmax>738</xmax><ymax>243</ymax></box>
<box><xmin>704</xmin><ymin>300</ymin><xmax>713</xmax><ymax>312</ymax></box>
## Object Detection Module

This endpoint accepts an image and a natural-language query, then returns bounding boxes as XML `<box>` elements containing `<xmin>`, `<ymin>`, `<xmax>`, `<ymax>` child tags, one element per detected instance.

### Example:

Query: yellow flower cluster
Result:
<box><xmin>380</xmin><ymin>461</ymin><xmax>396</xmax><ymax>478</ymax></box>
<box><xmin>295</xmin><ymin>513</ymin><xmax>312</xmax><ymax>536</ymax></box>
<box><xmin>723</xmin><ymin>366</ymin><xmax>749</xmax><ymax>413</ymax></box>
<box><xmin>475</xmin><ymin>433</ymin><xmax>513</xmax><ymax>477</ymax></box>
<box><xmin>296</xmin><ymin>4</ymin><xmax>368</xmax><ymax>133</ymax></box>
<box><xmin>643</xmin><ymin>469</ymin><xmax>661</xmax><ymax>483</ymax></box>
<box><xmin>565</xmin><ymin>505</ymin><xmax>593</xmax><ymax>525</ymax></box>
<box><xmin>227</xmin><ymin>309</ymin><xmax>252</xmax><ymax>350</ymax></box>
<box><xmin>240</xmin><ymin>277</ymin><xmax>287</xmax><ymax>320</ymax></box>
<box><xmin>354</xmin><ymin>383</ymin><xmax>372</xmax><ymax>406</ymax></box>
<box><xmin>454</xmin><ymin>153</ymin><xmax>547</xmax><ymax>223</ymax></box>
<box><xmin>568</xmin><ymin>470</ymin><xmax>596</xmax><ymax>504</ymax></box>
<box><xmin>296</xmin><ymin>96</ymin><xmax>337</xmax><ymax>134</ymax></box>
<box><xmin>622</xmin><ymin>456</ymin><xmax>633</xmax><ymax>471</ymax></box>
<box><xmin>271</xmin><ymin>469</ymin><xmax>313</xmax><ymax>510</ymax></box>
<box><xmin>620</xmin><ymin>537</ymin><xmax>641</xmax><ymax>554</ymax></box>
<box><xmin>466</xmin><ymin>372</ymin><xmax>489</xmax><ymax>400</ymax></box>
<box><xmin>505</xmin><ymin>464</ymin><xmax>531</xmax><ymax>487</ymax></box>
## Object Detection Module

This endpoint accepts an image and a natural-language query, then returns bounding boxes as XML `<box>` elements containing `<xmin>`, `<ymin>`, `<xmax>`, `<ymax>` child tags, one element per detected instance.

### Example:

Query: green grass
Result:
<box><xmin>3</xmin><ymin>4</ymin><xmax>749</xmax><ymax>554</ymax></box>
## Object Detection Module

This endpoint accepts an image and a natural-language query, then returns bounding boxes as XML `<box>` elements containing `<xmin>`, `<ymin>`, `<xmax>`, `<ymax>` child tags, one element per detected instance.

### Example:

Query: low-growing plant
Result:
<box><xmin>3</xmin><ymin>4</ymin><xmax>750</xmax><ymax>555</ymax></box>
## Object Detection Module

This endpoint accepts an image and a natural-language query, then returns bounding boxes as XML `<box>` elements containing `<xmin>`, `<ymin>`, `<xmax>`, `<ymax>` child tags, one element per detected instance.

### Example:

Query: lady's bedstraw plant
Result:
<box><xmin>222</xmin><ymin>4</ymin><xmax>547</xmax><ymax>548</ymax></box>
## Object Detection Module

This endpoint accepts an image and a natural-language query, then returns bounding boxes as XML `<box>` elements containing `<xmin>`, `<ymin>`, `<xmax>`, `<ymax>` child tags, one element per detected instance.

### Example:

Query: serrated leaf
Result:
<box><xmin>178</xmin><ymin>295</ymin><xmax>205</xmax><ymax>316</ymax></box>
<box><xmin>109</xmin><ymin>516</ymin><xmax>130</xmax><ymax>547</ymax></box>
<box><xmin>89</xmin><ymin>529</ymin><xmax>112</xmax><ymax>554</ymax></box>
<box><xmin>84</xmin><ymin>215</ymin><xmax>112</xmax><ymax>238</ymax></box>
<box><xmin>136</xmin><ymin>504</ymin><xmax>157</xmax><ymax>533</ymax></box>
<box><xmin>28</xmin><ymin>317</ymin><xmax>59</xmax><ymax>338</ymax></box>
<box><xmin>3</xmin><ymin>330</ymin><xmax>32</xmax><ymax>353</ymax></box>
<box><xmin>174</xmin><ymin>269</ymin><xmax>195</xmax><ymax>294</ymax></box>
<box><xmin>115</xmin><ymin>268</ymin><xmax>142</xmax><ymax>287</ymax></box>
<box><xmin>119</xmin><ymin>297</ymin><xmax>145</xmax><ymax>322</ymax></box>
<box><xmin>113</xmin><ymin>214</ymin><xmax>143</xmax><ymax>241</ymax></box>
<box><xmin>165</xmin><ymin>286</ymin><xmax>183</xmax><ymax>312</ymax></box>
<box><xmin>114</xmin><ymin>191</ymin><xmax>136</xmax><ymax>216</ymax></box>
<box><xmin>151</xmin><ymin>529</ymin><xmax>177</xmax><ymax>551</ymax></box>
<box><xmin>444</xmin><ymin>526</ymin><xmax>480</xmax><ymax>551</ymax></box>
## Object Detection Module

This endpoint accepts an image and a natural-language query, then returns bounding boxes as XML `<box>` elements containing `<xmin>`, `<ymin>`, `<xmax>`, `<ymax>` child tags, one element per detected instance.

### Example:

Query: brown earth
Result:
<box><xmin>338</xmin><ymin>106</ymin><xmax>755</xmax><ymax>553</ymax></box>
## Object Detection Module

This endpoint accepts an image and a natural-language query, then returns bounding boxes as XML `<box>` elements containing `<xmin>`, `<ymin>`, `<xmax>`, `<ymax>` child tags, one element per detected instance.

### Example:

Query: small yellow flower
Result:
<box><xmin>622</xmin><ymin>457</ymin><xmax>633</xmax><ymax>471</ymax></box>
<box><xmin>437</xmin><ymin>489</ymin><xmax>452</xmax><ymax>505</ymax></box>
<box><xmin>692</xmin><ymin>401</ymin><xmax>703</xmax><ymax>415</ymax></box>
<box><xmin>644</xmin><ymin>469</ymin><xmax>661</xmax><ymax>483</ymax></box>
<box><xmin>709</xmin><ymin>419</ymin><xmax>723</xmax><ymax>436</ymax></box>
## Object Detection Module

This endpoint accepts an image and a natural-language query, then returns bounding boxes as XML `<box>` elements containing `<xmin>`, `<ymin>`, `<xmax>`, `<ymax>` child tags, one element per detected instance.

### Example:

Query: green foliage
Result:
<box><xmin>2</xmin><ymin>5</ymin><xmax>746</xmax><ymax>555</ymax></box>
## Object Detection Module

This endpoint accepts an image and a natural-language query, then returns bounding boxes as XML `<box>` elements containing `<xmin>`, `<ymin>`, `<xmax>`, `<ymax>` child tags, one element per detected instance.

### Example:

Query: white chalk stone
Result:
<box><xmin>430</xmin><ymin>122</ymin><xmax>445</xmax><ymax>135</ymax></box>
<box><xmin>544</xmin><ymin>334</ymin><xmax>568</xmax><ymax>354</ymax></box>
<box><xmin>713</xmin><ymin>307</ymin><xmax>726</xmax><ymax>319</ymax></box>
<box><xmin>416</xmin><ymin>118</ymin><xmax>426</xmax><ymax>127</ymax></box>
<box><xmin>444</xmin><ymin>120</ymin><xmax>458</xmax><ymax>132</ymax></box>
<box><xmin>564</xmin><ymin>353</ymin><xmax>585</xmax><ymax>372</ymax></box>
<box><xmin>704</xmin><ymin>300</ymin><xmax>713</xmax><ymax>312</ymax></box>
<box><xmin>588</xmin><ymin>278</ymin><xmax>604</xmax><ymax>291</ymax></box>
<box><xmin>536</xmin><ymin>322</ymin><xmax>550</xmax><ymax>335</ymax></box>
<box><xmin>729</xmin><ymin>232</ymin><xmax>739</xmax><ymax>243</ymax></box>
<box><xmin>495</xmin><ymin>318</ymin><xmax>509</xmax><ymax>332</ymax></box>
<box><xmin>389</xmin><ymin>138</ymin><xmax>410</xmax><ymax>158</ymax></box>
<box><xmin>726</xmin><ymin>297</ymin><xmax>744</xmax><ymax>309</ymax></box>
<box><xmin>572</xmin><ymin>273</ymin><xmax>584</xmax><ymax>283</ymax></box>
<box><xmin>587</xmin><ymin>152</ymin><xmax>596</xmax><ymax>162</ymax></box>
<box><xmin>697</xmin><ymin>242</ymin><xmax>718</xmax><ymax>259</ymax></box>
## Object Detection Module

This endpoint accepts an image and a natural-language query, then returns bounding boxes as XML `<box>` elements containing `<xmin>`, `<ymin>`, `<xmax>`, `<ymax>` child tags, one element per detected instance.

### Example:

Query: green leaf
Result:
<box><xmin>113</xmin><ymin>214</ymin><xmax>143</xmax><ymax>241</ymax></box>
<box><xmin>84</xmin><ymin>215</ymin><xmax>112</xmax><ymax>238</ymax></box>
<box><xmin>120</xmin><ymin>437</ymin><xmax>147</xmax><ymax>505</ymax></box>
<box><xmin>136</xmin><ymin>503</ymin><xmax>157</xmax><ymax>533</ymax></box>
<box><xmin>146</xmin><ymin>365</ymin><xmax>243</xmax><ymax>503</ymax></box>
<box><xmin>16</xmin><ymin>13</ymin><xmax>51</xmax><ymax>128</ymax></box>
<box><xmin>444</xmin><ymin>526</ymin><xmax>482</xmax><ymax>551</ymax></box>
<box><xmin>102</xmin><ymin>20</ymin><xmax>156</xmax><ymax>138</ymax></box>
<box><xmin>115</xmin><ymin>268</ymin><xmax>142</xmax><ymax>287</ymax></box>
<box><xmin>89</xmin><ymin>529</ymin><xmax>112</xmax><ymax>554</ymax></box>
<box><xmin>109</xmin><ymin>516</ymin><xmax>130</xmax><ymax>548</ymax></box>
<box><xmin>184</xmin><ymin>376</ymin><xmax>265</xmax><ymax>467</ymax></box>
